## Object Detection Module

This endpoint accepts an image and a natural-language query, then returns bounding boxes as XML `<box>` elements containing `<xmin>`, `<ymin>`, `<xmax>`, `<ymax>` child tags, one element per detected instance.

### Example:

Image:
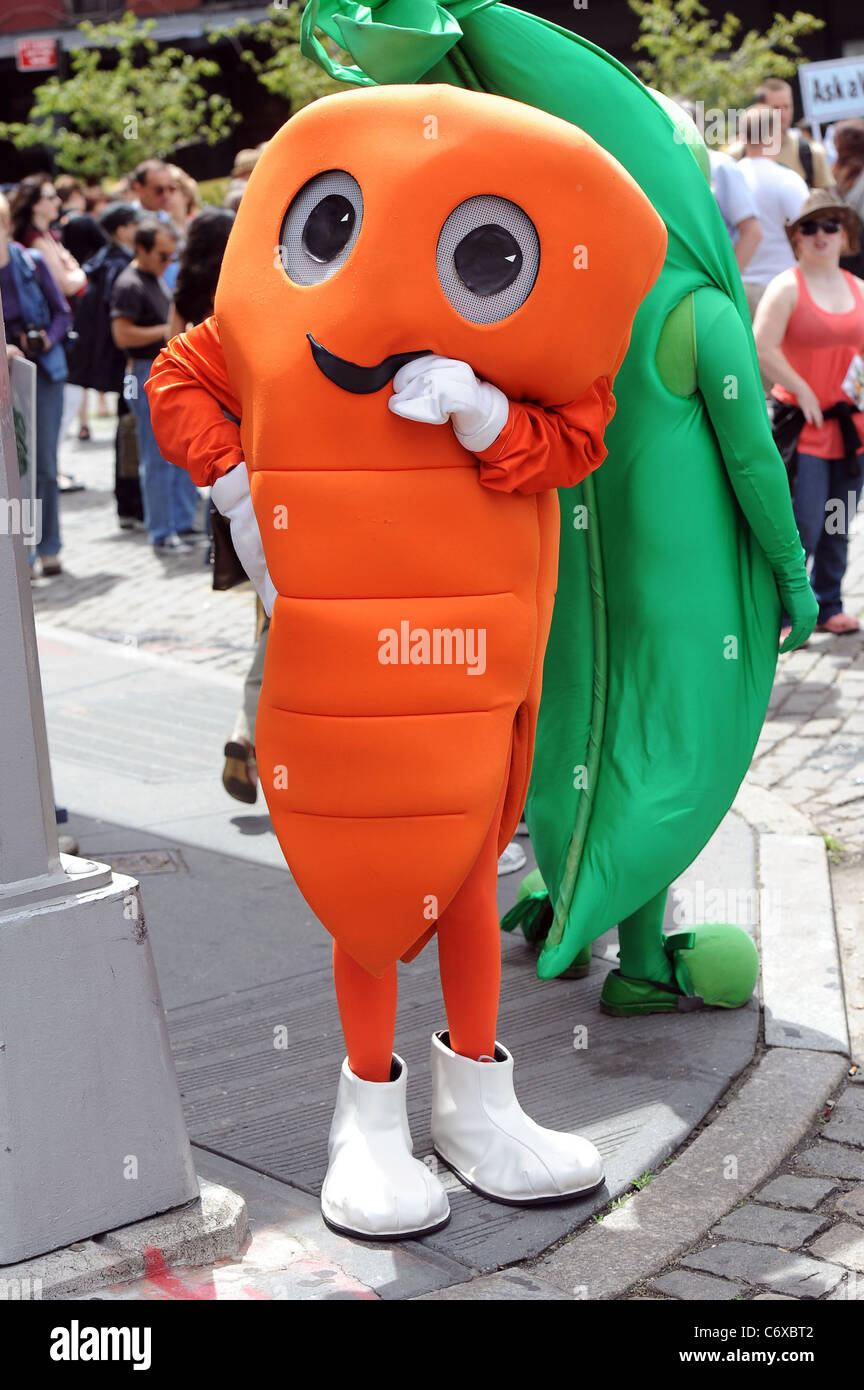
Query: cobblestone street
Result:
<box><xmin>756</xmin><ymin>524</ymin><xmax>864</xmax><ymax>854</ymax></box>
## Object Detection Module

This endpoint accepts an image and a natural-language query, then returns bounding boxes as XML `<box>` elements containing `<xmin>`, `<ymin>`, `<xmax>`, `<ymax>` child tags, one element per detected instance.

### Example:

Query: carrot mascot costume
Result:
<box><xmin>146</xmin><ymin>83</ymin><xmax>665</xmax><ymax>1240</ymax></box>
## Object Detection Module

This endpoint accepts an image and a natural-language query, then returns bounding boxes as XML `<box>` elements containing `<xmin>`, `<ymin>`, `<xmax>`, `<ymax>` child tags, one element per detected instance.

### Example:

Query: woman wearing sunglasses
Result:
<box><xmin>755</xmin><ymin>190</ymin><xmax>864</xmax><ymax>635</ymax></box>
<box><xmin>9</xmin><ymin>176</ymin><xmax>87</xmax><ymax>302</ymax></box>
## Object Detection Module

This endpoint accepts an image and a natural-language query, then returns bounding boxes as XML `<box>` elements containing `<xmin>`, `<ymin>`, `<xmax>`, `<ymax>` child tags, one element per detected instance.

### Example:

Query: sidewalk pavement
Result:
<box><xmin>13</xmin><ymin>406</ymin><xmax>864</xmax><ymax>1299</ymax></box>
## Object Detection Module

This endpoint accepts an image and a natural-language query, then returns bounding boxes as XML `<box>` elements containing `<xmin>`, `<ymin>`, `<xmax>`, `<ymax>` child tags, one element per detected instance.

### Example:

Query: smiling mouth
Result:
<box><xmin>307</xmin><ymin>335</ymin><xmax>431</xmax><ymax>394</ymax></box>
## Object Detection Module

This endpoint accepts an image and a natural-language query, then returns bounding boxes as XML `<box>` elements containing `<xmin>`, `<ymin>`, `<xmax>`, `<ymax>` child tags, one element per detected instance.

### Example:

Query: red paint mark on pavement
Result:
<box><xmin>142</xmin><ymin>1246</ymin><xmax>217</xmax><ymax>1300</ymax></box>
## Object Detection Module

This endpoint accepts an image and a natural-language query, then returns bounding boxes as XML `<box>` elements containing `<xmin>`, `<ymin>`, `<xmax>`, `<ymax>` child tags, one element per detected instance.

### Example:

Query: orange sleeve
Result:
<box><xmin>144</xmin><ymin>316</ymin><xmax>244</xmax><ymax>487</ymax></box>
<box><xmin>474</xmin><ymin>376</ymin><xmax>616</xmax><ymax>495</ymax></box>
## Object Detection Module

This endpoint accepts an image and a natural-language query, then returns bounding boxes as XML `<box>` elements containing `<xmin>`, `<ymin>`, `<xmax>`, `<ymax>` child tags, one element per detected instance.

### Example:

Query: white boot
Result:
<box><xmin>321</xmin><ymin>1053</ymin><xmax>451</xmax><ymax>1240</ymax></box>
<box><xmin>430</xmin><ymin>1031</ymin><xmax>604</xmax><ymax>1204</ymax></box>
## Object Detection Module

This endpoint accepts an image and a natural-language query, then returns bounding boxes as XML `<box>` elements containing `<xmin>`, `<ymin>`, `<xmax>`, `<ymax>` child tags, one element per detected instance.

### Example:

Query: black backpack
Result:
<box><xmin>797</xmin><ymin>132</ymin><xmax>815</xmax><ymax>189</ymax></box>
<box><xmin>65</xmin><ymin>244</ymin><xmax>131</xmax><ymax>394</ymax></box>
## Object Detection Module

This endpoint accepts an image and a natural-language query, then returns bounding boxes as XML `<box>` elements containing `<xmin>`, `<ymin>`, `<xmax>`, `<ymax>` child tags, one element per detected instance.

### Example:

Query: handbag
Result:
<box><xmin>767</xmin><ymin>397</ymin><xmax>803</xmax><ymax>487</ymax></box>
<box><xmin>210</xmin><ymin>501</ymin><xmax>248</xmax><ymax>591</ymax></box>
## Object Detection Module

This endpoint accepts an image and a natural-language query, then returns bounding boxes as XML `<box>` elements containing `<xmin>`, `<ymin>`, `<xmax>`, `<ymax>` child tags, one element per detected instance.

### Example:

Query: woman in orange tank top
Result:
<box><xmin>755</xmin><ymin>191</ymin><xmax>864</xmax><ymax>634</ymax></box>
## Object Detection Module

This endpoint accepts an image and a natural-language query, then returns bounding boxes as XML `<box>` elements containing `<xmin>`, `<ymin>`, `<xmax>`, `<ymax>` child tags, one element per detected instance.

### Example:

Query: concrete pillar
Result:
<box><xmin>0</xmin><ymin>329</ymin><xmax>199</xmax><ymax>1263</ymax></box>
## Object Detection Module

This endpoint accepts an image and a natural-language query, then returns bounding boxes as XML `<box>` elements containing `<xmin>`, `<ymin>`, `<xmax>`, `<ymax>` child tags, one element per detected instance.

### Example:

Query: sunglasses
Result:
<box><xmin>41</xmin><ymin>191</ymin><xmax>61</xmax><ymax>201</ymax></box>
<box><xmin>152</xmin><ymin>184</ymin><xmax>178</xmax><ymax>195</ymax></box>
<box><xmin>798</xmin><ymin>219</ymin><xmax>842</xmax><ymax>236</ymax></box>
<box><xmin>154</xmin><ymin>250</ymin><xmax>173</xmax><ymax>262</ymax></box>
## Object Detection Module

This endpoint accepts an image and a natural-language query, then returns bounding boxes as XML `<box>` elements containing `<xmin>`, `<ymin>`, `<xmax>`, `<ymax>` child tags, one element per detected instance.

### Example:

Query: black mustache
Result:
<box><xmin>307</xmin><ymin>335</ymin><xmax>431</xmax><ymax>394</ymax></box>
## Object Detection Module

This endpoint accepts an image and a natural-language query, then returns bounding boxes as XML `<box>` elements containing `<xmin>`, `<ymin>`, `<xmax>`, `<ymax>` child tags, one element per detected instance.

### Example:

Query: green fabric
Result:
<box><xmin>599</xmin><ymin>970</ymin><xmax>683</xmax><ymax>1016</ymax></box>
<box><xmin>617</xmin><ymin>889</ymin><xmax>676</xmax><ymax>987</ymax></box>
<box><xmin>301</xmin><ymin>0</ymin><xmax>495</xmax><ymax>85</ymax></box>
<box><xmin>670</xmin><ymin>924</ymin><xmax>760</xmax><ymax>1008</ymax></box>
<box><xmin>655</xmin><ymin>293</ymin><xmax>697</xmax><ymax>399</ymax></box>
<box><xmin>499</xmin><ymin>879</ymin><xmax>553</xmax><ymax>945</ymax></box>
<box><xmin>300</xmin><ymin>0</ymin><xmax>817</xmax><ymax>981</ymax></box>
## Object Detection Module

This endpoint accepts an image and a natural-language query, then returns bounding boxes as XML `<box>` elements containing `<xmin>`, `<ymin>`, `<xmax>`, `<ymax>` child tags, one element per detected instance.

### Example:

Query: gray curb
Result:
<box><xmin>532</xmin><ymin>1046</ymin><xmax>848</xmax><ymax>1299</ymax></box>
<box><xmin>0</xmin><ymin>1179</ymin><xmax>248</xmax><ymax>1300</ymax></box>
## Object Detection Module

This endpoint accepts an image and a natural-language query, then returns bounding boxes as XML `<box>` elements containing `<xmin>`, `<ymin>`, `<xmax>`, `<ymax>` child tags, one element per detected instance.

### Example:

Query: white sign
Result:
<box><xmin>799</xmin><ymin>55</ymin><xmax>864</xmax><ymax>127</ymax></box>
<box><xmin>9</xmin><ymin>356</ymin><xmax>38</xmax><ymax>554</ymax></box>
<box><xmin>15</xmin><ymin>38</ymin><xmax>58</xmax><ymax>73</ymax></box>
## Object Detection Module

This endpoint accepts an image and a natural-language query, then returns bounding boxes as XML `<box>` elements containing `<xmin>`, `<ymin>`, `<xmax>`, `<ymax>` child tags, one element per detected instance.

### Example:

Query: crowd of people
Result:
<box><xmin>677</xmin><ymin>81</ymin><xmax>864</xmax><ymax>635</ymax></box>
<box><xmin>0</xmin><ymin>145</ymin><xmax>265</xmax><ymax>569</ymax></box>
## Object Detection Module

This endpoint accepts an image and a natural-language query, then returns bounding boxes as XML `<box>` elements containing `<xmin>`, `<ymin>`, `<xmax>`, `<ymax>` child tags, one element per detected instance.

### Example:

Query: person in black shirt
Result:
<box><xmin>67</xmin><ymin>202</ymin><xmax>144</xmax><ymax>527</ymax></box>
<box><xmin>110</xmin><ymin>219</ymin><xmax>201</xmax><ymax>551</ymax></box>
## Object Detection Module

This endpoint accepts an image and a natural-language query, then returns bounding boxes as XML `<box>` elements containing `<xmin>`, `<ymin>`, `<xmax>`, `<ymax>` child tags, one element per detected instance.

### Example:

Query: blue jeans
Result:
<box><xmin>128</xmin><ymin>359</ymin><xmax>200</xmax><ymax>544</ymax></box>
<box><xmin>792</xmin><ymin>451</ymin><xmax>864</xmax><ymax>623</ymax></box>
<box><xmin>35</xmin><ymin>372</ymin><xmax>65</xmax><ymax>557</ymax></box>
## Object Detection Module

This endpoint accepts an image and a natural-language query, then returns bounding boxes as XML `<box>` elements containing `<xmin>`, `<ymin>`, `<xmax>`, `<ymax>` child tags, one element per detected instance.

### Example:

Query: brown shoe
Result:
<box><xmin>40</xmin><ymin>556</ymin><xmax>62</xmax><ymax>577</ymax></box>
<box><xmin>815</xmin><ymin>613</ymin><xmax>861</xmax><ymax>634</ymax></box>
<box><xmin>223</xmin><ymin>740</ymin><xmax>258</xmax><ymax>804</ymax></box>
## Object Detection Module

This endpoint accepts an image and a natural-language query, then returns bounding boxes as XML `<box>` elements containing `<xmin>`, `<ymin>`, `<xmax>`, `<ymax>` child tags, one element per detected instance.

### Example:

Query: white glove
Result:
<box><xmin>388</xmin><ymin>354</ymin><xmax>509</xmax><ymax>453</ymax></box>
<box><xmin>210</xmin><ymin>461</ymin><xmax>277</xmax><ymax>617</ymax></box>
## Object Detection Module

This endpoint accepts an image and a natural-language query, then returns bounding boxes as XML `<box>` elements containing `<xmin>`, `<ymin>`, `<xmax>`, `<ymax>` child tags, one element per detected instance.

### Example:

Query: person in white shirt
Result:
<box><xmin>709</xmin><ymin>149</ymin><xmax>762</xmax><ymax>272</ymax></box>
<box><xmin>738</xmin><ymin>106</ymin><xmax>808</xmax><ymax>323</ymax></box>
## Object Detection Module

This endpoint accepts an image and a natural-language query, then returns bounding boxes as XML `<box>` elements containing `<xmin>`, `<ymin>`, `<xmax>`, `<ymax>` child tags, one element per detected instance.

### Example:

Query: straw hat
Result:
<box><xmin>785</xmin><ymin>188</ymin><xmax>861</xmax><ymax>256</ymax></box>
<box><xmin>230</xmin><ymin>148</ymin><xmax>261</xmax><ymax>180</ymax></box>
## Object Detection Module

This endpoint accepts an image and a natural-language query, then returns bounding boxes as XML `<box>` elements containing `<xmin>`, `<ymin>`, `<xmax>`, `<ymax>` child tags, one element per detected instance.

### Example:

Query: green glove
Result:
<box><xmin>778</xmin><ymin>575</ymin><xmax>819</xmax><ymax>653</ymax></box>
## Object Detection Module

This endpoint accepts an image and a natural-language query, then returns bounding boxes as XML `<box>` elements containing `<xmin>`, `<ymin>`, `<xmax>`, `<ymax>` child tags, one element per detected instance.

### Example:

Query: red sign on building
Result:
<box><xmin>15</xmin><ymin>38</ymin><xmax>59</xmax><ymax>73</ymax></box>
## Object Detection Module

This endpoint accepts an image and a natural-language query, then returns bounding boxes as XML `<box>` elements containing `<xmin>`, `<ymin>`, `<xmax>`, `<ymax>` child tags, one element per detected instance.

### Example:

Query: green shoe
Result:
<box><xmin>501</xmin><ymin>871</ymin><xmax>592</xmax><ymax>977</ymax></box>
<box><xmin>599</xmin><ymin>968</ymin><xmax>699</xmax><ymax>1016</ymax></box>
<box><xmin>600</xmin><ymin>924</ymin><xmax>759</xmax><ymax>1015</ymax></box>
<box><xmin>559</xmin><ymin>943</ymin><xmax>592</xmax><ymax>980</ymax></box>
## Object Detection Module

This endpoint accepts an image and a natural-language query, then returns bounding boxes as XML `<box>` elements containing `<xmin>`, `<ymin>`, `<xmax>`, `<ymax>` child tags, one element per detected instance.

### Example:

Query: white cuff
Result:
<box><xmin>211</xmin><ymin>460</ymin><xmax>250</xmax><ymax>516</ymax></box>
<box><xmin>453</xmin><ymin>383</ymin><xmax>510</xmax><ymax>454</ymax></box>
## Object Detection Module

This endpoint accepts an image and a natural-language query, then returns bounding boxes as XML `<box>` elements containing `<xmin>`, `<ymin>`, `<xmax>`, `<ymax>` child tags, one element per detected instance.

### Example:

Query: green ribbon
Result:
<box><xmin>300</xmin><ymin>0</ymin><xmax>496</xmax><ymax>86</ymax></box>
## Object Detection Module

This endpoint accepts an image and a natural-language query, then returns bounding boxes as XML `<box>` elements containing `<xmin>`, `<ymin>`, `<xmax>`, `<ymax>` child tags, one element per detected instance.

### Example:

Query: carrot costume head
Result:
<box><xmin>210</xmin><ymin>85</ymin><xmax>664</xmax><ymax>976</ymax></box>
<box><xmin>215</xmin><ymin>83</ymin><xmax>665</xmax><ymax>412</ymax></box>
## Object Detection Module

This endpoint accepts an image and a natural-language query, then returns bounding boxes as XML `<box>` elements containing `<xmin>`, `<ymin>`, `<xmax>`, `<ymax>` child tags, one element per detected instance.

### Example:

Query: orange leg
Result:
<box><xmin>332</xmin><ymin>941</ymin><xmax>398</xmax><ymax>1083</ymax></box>
<box><xmin>332</xmin><ymin>733</ymin><xmax>512</xmax><ymax>1080</ymax></box>
<box><xmin>435</xmin><ymin>779</ymin><xmax>504</xmax><ymax>1061</ymax></box>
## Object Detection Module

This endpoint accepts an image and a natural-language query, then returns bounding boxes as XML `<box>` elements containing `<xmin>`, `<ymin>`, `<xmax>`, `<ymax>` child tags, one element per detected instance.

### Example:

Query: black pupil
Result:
<box><xmin>303</xmin><ymin>194</ymin><xmax>355</xmax><ymax>263</ymax></box>
<box><xmin>453</xmin><ymin>224</ymin><xmax>522</xmax><ymax>296</ymax></box>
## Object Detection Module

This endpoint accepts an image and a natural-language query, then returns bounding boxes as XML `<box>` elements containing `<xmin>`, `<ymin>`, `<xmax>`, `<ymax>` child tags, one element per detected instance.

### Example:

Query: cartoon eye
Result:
<box><xmin>437</xmin><ymin>196</ymin><xmax>540</xmax><ymax>324</ymax></box>
<box><xmin>279</xmin><ymin>171</ymin><xmax>363</xmax><ymax>285</ymax></box>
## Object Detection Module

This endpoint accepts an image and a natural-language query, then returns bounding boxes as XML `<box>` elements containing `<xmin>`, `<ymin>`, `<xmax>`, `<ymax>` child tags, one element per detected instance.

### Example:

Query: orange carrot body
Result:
<box><xmin>146</xmin><ymin>84</ymin><xmax>666</xmax><ymax>977</ymax></box>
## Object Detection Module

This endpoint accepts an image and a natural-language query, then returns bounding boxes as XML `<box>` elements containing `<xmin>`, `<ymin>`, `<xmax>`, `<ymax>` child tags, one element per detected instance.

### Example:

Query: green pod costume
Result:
<box><xmin>300</xmin><ymin>0</ymin><xmax>817</xmax><ymax>996</ymax></box>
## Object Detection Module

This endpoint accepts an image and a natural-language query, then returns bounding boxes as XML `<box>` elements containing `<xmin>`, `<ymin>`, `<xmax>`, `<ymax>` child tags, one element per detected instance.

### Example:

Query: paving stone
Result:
<box><xmin>752</xmin><ymin>1293</ymin><xmax>799</xmax><ymax>1300</ymax></box>
<box><xmin>412</xmin><ymin>1273</ymin><xmax>572</xmax><ymax>1301</ymax></box>
<box><xmin>650</xmin><ymin>1270</ymin><xmax>744</xmax><ymax>1301</ymax></box>
<box><xmin>762</xmin><ymin>719</ymin><xmax>809</xmax><ymax>738</ymax></box>
<box><xmin>757</xmin><ymin>1176</ymin><xmax>837</xmax><ymax>1211</ymax></box>
<box><xmin>827</xmin><ymin>1271</ymin><xmax>864</xmax><ymax>1300</ymax></box>
<box><xmin>835</xmin><ymin>1185</ymin><xmax>864</xmax><ymax>1223</ymax></box>
<box><xmin>795</xmin><ymin>719</ymin><xmax>843</xmax><ymax>738</ymax></box>
<box><xmin>772</xmin><ymin>785</ymin><xmax>818</xmax><ymax>806</ymax></box>
<box><xmin>710</xmin><ymin>1204</ymin><xmax>826</xmax><ymax>1247</ymax></box>
<box><xmin>781</xmin><ymin>695</ymin><xmax>836</xmax><ymax>716</ymax></box>
<box><xmin>823</xmin><ymin>1089</ymin><xmax>864</xmax><ymax>1146</ymax></box>
<box><xmin>796</xmin><ymin>1143</ymin><xmax>864</xmax><ymax>1181</ymax></box>
<box><xmin>680</xmin><ymin>1240</ymin><xmax>846</xmax><ymax>1297</ymax></box>
<box><xmin>779</xmin><ymin>768</ymin><xmax>835</xmax><ymax>792</ymax></box>
<box><xmin>809</xmin><ymin>1223</ymin><xmax>864</xmax><ymax>1272</ymax></box>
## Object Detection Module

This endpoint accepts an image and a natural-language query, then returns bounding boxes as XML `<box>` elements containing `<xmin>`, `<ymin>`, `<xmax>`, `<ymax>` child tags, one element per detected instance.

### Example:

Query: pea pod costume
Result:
<box><xmin>301</xmin><ymin>0</ymin><xmax>817</xmax><ymax>1008</ymax></box>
